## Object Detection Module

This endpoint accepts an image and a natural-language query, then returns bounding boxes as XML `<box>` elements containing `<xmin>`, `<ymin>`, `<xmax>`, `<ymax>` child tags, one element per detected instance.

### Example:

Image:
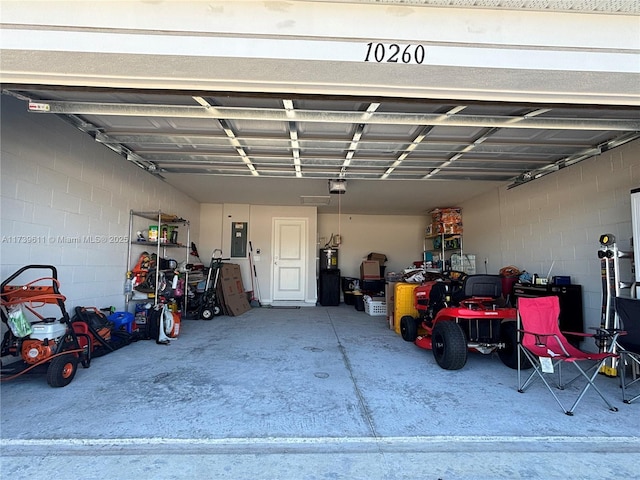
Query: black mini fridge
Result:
<box><xmin>318</xmin><ymin>269</ymin><xmax>341</xmax><ymax>306</ymax></box>
<box><xmin>513</xmin><ymin>283</ymin><xmax>583</xmax><ymax>346</ymax></box>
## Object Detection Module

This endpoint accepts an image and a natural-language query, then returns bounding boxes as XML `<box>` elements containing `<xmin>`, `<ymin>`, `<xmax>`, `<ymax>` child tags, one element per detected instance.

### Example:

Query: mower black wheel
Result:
<box><xmin>498</xmin><ymin>321</ymin><xmax>532</xmax><ymax>370</ymax></box>
<box><xmin>47</xmin><ymin>354</ymin><xmax>79</xmax><ymax>387</ymax></box>
<box><xmin>432</xmin><ymin>321</ymin><xmax>467</xmax><ymax>370</ymax></box>
<box><xmin>400</xmin><ymin>315</ymin><xmax>418</xmax><ymax>342</ymax></box>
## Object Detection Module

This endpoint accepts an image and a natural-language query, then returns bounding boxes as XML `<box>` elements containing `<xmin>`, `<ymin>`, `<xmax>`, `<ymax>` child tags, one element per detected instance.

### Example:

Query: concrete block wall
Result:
<box><xmin>0</xmin><ymin>95</ymin><xmax>200</xmax><ymax>311</ymax></box>
<box><xmin>462</xmin><ymin>139</ymin><xmax>640</xmax><ymax>334</ymax></box>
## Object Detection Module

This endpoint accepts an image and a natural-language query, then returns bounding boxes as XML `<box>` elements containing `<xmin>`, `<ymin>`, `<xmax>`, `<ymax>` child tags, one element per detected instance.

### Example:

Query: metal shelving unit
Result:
<box><xmin>423</xmin><ymin>207</ymin><xmax>463</xmax><ymax>272</ymax></box>
<box><xmin>126</xmin><ymin>210</ymin><xmax>190</xmax><ymax>312</ymax></box>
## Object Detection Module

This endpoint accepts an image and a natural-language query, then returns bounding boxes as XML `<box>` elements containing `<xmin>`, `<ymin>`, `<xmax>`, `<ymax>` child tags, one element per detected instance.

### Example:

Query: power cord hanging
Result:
<box><xmin>338</xmin><ymin>189</ymin><xmax>341</xmax><ymax>246</ymax></box>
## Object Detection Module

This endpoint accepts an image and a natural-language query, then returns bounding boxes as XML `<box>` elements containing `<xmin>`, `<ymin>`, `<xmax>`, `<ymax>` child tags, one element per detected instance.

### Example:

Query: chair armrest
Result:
<box><xmin>518</xmin><ymin>329</ymin><xmax>554</xmax><ymax>337</ymax></box>
<box><xmin>588</xmin><ymin>328</ymin><xmax>626</xmax><ymax>352</ymax></box>
<box><xmin>562</xmin><ymin>331</ymin><xmax>592</xmax><ymax>337</ymax></box>
<box><xmin>518</xmin><ymin>329</ymin><xmax>571</xmax><ymax>356</ymax></box>
<box><xmin>589</xmin><ymin>327</ymin><xmax>626</xmax><ymax>334</ymax></box>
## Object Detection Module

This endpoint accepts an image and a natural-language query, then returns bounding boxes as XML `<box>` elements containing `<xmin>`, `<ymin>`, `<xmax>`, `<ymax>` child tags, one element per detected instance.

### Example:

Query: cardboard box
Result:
<box><xmin>425</xmin><ymin>224</ymin><xmax>434</xmax><ymax>236</ymax></box>
<box><xmin>360</xmin><ymin>260</ymin><xmax>381</xmax><ymax>280</ymax></box>
<box><xmin>386</xmin><ymin>282</ymin><xmax>397</xmax><ymax>329</ymax></box>
<box><xmin>431</xmin><ymin>207</ymin><xmax>463</xmax><ymax>235</ymax></box>
<box><xmin>219</xmin><ymin>263</ymin><xmax>251</xmax><ymax>316</ymax></box>
<box><xmin>366</xmin><ymin>252</ymin><xmax>387</xmax><ymax>265</ymax></box>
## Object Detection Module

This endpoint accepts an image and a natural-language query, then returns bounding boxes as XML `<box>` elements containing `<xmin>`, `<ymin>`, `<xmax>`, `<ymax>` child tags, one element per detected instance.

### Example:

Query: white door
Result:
<box><xmin>272</xmin><ymin>218</ymin><xmax>307</xmax><ymax>301</ymax></box>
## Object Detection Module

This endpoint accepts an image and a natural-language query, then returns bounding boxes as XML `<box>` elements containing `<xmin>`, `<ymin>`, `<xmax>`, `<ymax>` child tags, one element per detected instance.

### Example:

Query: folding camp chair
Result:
<box><xmin>615</xmin><ymin>296</ymin><xmax>640</xmax><ymax>404</ymax></box>
<box><xmin>517</xmin><ymin>296</ymin><xmax>621</xmax><ymax>415</ymax></box>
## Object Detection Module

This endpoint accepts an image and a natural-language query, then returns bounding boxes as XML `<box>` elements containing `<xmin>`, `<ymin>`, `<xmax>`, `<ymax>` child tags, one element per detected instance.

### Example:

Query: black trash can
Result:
<box><xmin>318</xmin><ymin>269</ymin><xmax>340</xmax><ymax>306</ymax></box>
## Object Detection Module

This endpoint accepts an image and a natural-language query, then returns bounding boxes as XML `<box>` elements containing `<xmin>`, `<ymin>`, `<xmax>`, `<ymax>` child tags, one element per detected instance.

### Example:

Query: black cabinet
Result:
<box><xmin>318</xmin><ymin>269</ymin><xmax>341</xmax><ymax>306</ymax></box>
<box><xmin>513</xmin><ymin>283</ymin><xmax>584</xmax><ymax>345</ymax></box>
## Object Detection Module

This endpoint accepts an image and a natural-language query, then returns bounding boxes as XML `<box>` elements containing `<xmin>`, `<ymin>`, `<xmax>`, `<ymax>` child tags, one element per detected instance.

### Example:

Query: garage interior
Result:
<box><xmin>1</xmin><ymin>1</ymin><xmax>639</xmax><ymax>478</ymax></box>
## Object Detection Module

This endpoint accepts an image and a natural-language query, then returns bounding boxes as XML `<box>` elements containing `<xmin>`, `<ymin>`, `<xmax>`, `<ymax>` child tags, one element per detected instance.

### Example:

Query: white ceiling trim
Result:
<box><xmin>2</xmin><ymin>28</ymin><xmax>637</xmax><ymax>74</ymax></box>
<box><xmin>2</xmin><ymin>1</ymin><xmax>638</xmax><ymax>107</ymax></box>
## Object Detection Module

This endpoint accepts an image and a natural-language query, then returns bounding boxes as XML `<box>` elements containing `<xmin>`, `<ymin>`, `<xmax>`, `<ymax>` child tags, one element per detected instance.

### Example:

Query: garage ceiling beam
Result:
<box><xmin>26</xmin><ymin>100</ymin><xmax>640</xmax><ymax>131</ymax></box>
<box><xmin>135</xmin><ymin>151</ymin><xmax>553</xmax><ymax>164</ymax></box>
<box><xmin>102</xmin><ymin>133</ymin><xmax>609</xmax><ymax>151</ymax></box>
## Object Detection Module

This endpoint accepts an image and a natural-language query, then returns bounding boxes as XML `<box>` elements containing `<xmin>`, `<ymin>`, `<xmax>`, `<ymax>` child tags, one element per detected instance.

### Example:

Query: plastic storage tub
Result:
<box><xmin>393</xmin><ymin>283</ymin><xmax>419</xmax><ymax>334</ymax></box>
<box><xmin>364</xmin><ymin>297</ymin><xmax>386</xmax><ymax>316</ymax></box>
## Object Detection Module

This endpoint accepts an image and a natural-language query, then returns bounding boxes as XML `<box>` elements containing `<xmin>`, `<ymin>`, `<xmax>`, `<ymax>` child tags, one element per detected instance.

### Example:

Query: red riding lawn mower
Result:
<box><xmin>400</xmin><ymin>272</ymin><xmax>528</xmax><ymax>370</ymax></box>
<box><xmin>1</xmin><ymin>265</ymin><xmax>91</xmax><ymax>387</ymax></box>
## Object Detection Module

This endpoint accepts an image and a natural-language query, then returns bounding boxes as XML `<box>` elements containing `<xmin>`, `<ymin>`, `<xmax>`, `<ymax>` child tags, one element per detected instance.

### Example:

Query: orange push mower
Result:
<box><xmin>1</xmin><ymin>265</ymin><xmax>90</xmax><ymax>387</ymax></box>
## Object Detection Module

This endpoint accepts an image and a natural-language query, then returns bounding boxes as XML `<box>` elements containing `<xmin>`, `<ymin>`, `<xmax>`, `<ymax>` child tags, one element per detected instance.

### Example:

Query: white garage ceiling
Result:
<box><xmin>1</xmin><ymin>0</ymin><xmax>638</xmax><ymax>214</ymax></box>
<box><xmin>3</xmin><ymin>86</ymin><xmax>639</xmax><ymax>214</ymax></box>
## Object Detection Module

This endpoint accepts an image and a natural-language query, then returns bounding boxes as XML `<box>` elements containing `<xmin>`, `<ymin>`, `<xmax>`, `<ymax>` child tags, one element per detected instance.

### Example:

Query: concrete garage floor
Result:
<box><xmin>1</xmin><ymin>304</ymin><xmax>639</xmax><ymax>479</ymax></box>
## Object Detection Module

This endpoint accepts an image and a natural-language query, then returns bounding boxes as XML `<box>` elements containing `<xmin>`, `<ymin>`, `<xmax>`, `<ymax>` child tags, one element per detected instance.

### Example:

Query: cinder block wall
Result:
<box><xmin>0</xmin><ymin>95</ymin><xmax>200</xmax><ymax>311</ymax></box>
<box><xmin>462</xmin><ymin>139</ymin><xmax>640</xmax><ymax>334</ymax></box>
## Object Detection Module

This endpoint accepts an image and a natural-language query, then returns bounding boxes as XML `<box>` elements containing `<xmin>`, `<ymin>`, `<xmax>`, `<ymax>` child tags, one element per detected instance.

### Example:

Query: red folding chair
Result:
<box><xmin>517</xmin><ymin>296</ymin><xmax>621</xmax><ymax>415</ymax></box>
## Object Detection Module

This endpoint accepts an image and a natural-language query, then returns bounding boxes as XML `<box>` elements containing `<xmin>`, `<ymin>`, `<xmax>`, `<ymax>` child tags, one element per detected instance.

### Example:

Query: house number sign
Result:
<box><xmin>364</xmin><ymin>43</ymin><xmax>426</xmax><ymax>64</ymax></box>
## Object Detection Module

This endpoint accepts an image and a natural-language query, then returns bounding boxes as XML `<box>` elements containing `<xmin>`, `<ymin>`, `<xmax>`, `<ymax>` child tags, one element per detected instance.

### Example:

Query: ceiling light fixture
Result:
<box><xmin>283</xmin><ymin>99</ymin><xmax>294</xmax><ymax>110</ymax></box>
<box><xmin>288</xmin><ymin>122</ymin><xmax>302</xmax><ymax>178</ymax></box>
<box><xmin>329</xmin><ymin>179</ymin><xmax>346</xmax><ymax>194</ymax></box>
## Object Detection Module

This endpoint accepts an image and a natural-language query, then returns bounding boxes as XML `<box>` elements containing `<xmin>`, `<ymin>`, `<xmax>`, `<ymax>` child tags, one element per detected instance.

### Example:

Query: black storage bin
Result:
<box><xmin>353</xmin><ymin>292</ymin><xmax>365</xmax><ymax>311</ymax></box>
<box><xmin>513</xmin><ymin>283</ymin><xmax>583</xmax><ymax>346</ymax></box>
<box><xmin>361</xmin><ymin>279</ymin><xmax>385</xmax><ymax>295</ymax></box>
<box><xmin>343</xmin><ymin>291</ymin><xmax>355</xmax><ymax>305</ymax></box>
<box><xmin>341</xmin><ymin>277</ymin><xmax>359</xmax><ymax>292</ymax></box>
<box><xmin>319</xmin><ymin>269</ymin><xmax>341</xmax><ymax>306</ymax></box>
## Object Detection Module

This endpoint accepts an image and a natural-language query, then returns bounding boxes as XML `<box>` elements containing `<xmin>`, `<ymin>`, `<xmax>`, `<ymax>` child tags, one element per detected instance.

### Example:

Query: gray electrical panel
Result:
<box><xmin>231</xmin><ymin>222</ymin><xmax>248</xmax><ymax>257</ymax></box>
